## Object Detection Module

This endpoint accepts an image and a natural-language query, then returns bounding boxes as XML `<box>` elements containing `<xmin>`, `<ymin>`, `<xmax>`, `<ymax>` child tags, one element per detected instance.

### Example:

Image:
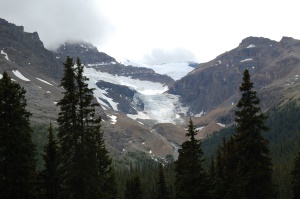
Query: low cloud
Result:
<box><xmin>143</xmin><ymin>48</ymin><xmax>198</xmax><ymax>65</ymax></box>
<box><xmin>0</xmin><ymin>0</ymin><xmax>114</xmax><ymax>50</ymax></box>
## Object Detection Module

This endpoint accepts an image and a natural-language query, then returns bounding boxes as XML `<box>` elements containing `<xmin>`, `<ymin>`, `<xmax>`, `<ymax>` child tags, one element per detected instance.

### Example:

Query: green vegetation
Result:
<box><xmin>57</xmin><ymin>57</ymin><xmax>115</xmax><ymax>198</ymax></box>
<box><xmin>175</xmin><ymin>118</ymin><xmax>210</xmax><ymax>198</ymax></box>
<box><xmin>37</xmin><ymin>123</ymin><xmax>61</xmax><ymax>199</ymax></box>
<box><xmin>0</xmin><ymin>71</ymin><xmax>36</xmax><ymax>198</ymax></box>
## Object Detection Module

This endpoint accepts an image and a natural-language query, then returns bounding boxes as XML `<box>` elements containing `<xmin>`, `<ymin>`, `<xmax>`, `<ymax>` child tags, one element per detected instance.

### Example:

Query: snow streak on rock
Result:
<box><xmin>12</xmin><ymin>70</ymin><xmax>30</xmax><ymax>81</ymax></box>
<box><xmin>36</xmin><ymin>78</ymin><xmax>53</xmax><ymax>86</ymax></box>
<box><xmin>1</xmin><ymin>50</ymin><xmax>10</xmax><ymax>61</ymax></box>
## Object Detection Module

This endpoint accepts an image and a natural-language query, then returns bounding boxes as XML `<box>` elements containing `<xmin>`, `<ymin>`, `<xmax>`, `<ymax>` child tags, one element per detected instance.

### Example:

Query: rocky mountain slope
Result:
<box><xmin>0</xmin><ymin>18</ymin><xmax>182</xmax><ymax>159</ymax></box>
<box><xmin>1</xmin><ymin>17</ymin><xmax>300</xmax><ymax>158</ymax></box>
<box><xmin>168</xmin><ymin>36</ymin><xmax>300</xmax><ymax>133</ymax></box>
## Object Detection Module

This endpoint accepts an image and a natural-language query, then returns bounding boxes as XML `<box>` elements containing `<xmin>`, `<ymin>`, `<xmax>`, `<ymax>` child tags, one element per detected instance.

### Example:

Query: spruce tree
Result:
<box><xmin>175</xmin><ymin>118</ymin><xmax>211</xmax><ymax>199</ymax></box>
<box><xmin>57</xmin><ymin>56</ymin><xmax>79</xmax><ymax>198</ymax></box>
<box><xmin>38</xmin><ymin>122</ymin><xmax>61</xmax><ymax>199</ymax></box>
<box><xmin>57</xmin><ymin>57</ymin><xmax>115</xmax><ymax>198</ymax></box>
<box><xmin>0</xmin><ymin>71</ymin><xmax>36</xmax><ymax>199</ymax></box>
<box><xmin>156</xmin><ymin>163</ymin><xmax>170</xmax><ymax>199</ymax></box>
<box><xmin>124</xmin><ymin>176</ymin><xmax>143</xmax><ymax>199</ymax></box>
<box><xmin>232</xmin><ymin>69</ymin><xmax>274</xmax><ymax>199</ymax></box>
<box><xmin>291</xmin><ymin>151</ymin><xmax>300</xmax><ymax>199</ymax></box>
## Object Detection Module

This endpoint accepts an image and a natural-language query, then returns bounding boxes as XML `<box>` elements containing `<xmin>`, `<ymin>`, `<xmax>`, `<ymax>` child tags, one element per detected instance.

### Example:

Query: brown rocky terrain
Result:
<box><xmin>168</xmin><ymin>36</ymin><xmax>300</xmax><ymax>132</ymax></box>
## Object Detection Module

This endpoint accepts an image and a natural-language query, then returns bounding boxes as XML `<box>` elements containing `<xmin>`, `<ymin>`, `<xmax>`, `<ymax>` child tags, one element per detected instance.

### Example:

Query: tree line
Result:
<box><xmin>1</xmin><ymin>58</ymin><xmax>300</xmax><ymax>199</ymax></box>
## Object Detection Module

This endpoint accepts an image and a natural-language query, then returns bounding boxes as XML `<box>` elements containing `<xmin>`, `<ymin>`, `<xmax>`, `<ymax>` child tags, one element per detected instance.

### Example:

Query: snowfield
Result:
<box><xmin>84</xmin><ymin>66</ymin><xmax>187</xmax><ymax>124</ymax></box>
<box><xmin>121</xmin><ymin>59</ymin><xmax>195</xmax><ymax>80</ymax></box>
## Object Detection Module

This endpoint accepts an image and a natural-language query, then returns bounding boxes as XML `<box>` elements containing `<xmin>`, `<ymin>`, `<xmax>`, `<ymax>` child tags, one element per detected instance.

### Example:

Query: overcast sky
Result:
<box><xmin>0</xmin><ymin>0</ymin><xmax>299</xmax><ymax>64</ymax></box>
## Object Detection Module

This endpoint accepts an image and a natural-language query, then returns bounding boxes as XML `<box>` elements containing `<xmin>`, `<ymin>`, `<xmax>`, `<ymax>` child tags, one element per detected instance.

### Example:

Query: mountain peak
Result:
<box><xmin>239</xmin><ymin>36</ymin><xmax>275</xmax><ymax>48</ymax></box>
<box><xmin>56</xmin><ymin>41</ymin><xmax>116</xmax><ymax>64</ymax></box>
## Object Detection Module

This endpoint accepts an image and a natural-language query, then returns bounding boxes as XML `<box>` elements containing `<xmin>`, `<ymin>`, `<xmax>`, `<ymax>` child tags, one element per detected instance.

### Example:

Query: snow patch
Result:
<box><xmin>108</xmin><ymin>115</ymin><xmax>117</xmax><ymax>124</ymax></box>
<box><xmin>240</xmin><ymin>58</ymin><xmax>253</xmax><ymax>62</ymax></box>
<box><xmin>1</xmin><ymin>50</ymin><xmax>10</xmax><ymax>61</ymax></box>
<box><xmin>36</xmin><ymin>78</ymin><xmax>53</xmax><ymax>86</ymax></box>
<box><xmin>149</xmin><ymin>150</ymin><xmax>152</xmax><ymax>154</ymax></box>
<box><xmin>217</xmin><ymin>123</ymin><xmax>225</xmax><ymax>128</ymax></box>
<box><xmin>218</xmin><ymin>60</ymin><xmax>222</xmax><ymax>64</ymax></box>
<box><xmin>137</xmin><ymin>121</ymin><xmax>144</xmax><ymax>125</ymax></box>
<box><xmin>196</xmin><ymin>126</ymin><xmax>205</xmax><ymax>131</ymax></box>
<box><xmin>247</xmin><ymin>44</ymin><xmax>255</xmax><ymax>48</ymax></box>
<box><xmin>194</xmin><ymin>110</ymin><xmax>205</xmax><ymax>117</ymax></box>
<box><xmin>54</xmin><ymin>102</ymin><xmax>58</xmax><ymax>104</ymax></box>
<box><xmin>12</xmin><ymin>70</ymin><xmax>30</xmax><ymax>81</ymax></box>
<box><xmin>0</xmin><ymin>74</ymin><xmax>2</xmax><ymax>79</ymax></box>
<box><xmin>46</xmin><ymin>91</ymin><xmax>51</xmax><ymax>93</ymax></box>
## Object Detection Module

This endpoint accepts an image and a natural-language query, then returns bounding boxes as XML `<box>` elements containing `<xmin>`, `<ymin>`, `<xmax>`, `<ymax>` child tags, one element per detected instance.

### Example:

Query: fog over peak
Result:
<box><xmin>0</xmin><ymin>0</ymin><xmax>114</xmax><ymax>51</ymax></box>
<box><xmin>144</xmin><ymin>48</ymin><xmax>198</xmax><ymax>65</ymax></box>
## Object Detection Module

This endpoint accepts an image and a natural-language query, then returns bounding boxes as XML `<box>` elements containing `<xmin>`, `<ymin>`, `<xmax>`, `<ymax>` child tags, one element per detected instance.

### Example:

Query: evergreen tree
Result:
<box><xmin>38</xmin><ymin>122</ymin><xmax>61</xmax><ymax>199</ymax></box>
<box><xmin>57</xmin><ymin>57</ymin><xmax>115</xmax><ymax>198</ymax></box>
<box><xmin>124</xmin><ymin>176</ymin><xmax>143</xmax><ymax>199</ymax></box>
<box><xmin>175</xmin><ymin>118</ymin><xmax>211</xmax><ymax>199</ymax></box>
<box><xmin>213</xmin><ymin>146</ymin><xmax>226</xmax><ymax>199</ymax></box>
<box><xmin>219</xmin><ymin>137</ymin><xmax>240</xmax><ymax>198</ymax></box>
<box><xmin>291</xmin><ymin>151</ymin><xmax>300</xmax><ymax>199</ymax></box>
<box><xmin>231</xmin><ymin>69</ymin><xmax>274</xmax><ymax>199</ymax></box>
<box><xmin>0</xmin><ymin>71</ymin><xmax>36</xmax><ymax>199</ymax></box>
<box><xmin>57</xmin><ymin>56</ymin><xmax>79</xmax><ymax>198</ymax></box>
<box><xmin>156</xmin><ymin>163</ymin><xmax>170</xmax><ymax>199</ymax></box>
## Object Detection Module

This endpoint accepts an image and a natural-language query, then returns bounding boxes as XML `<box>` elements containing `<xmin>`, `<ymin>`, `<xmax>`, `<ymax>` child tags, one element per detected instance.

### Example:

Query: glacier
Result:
<box><xmin>83</xmin><ymin>66</ymin><xmax>187</xmax><ymax>124</ymax></box>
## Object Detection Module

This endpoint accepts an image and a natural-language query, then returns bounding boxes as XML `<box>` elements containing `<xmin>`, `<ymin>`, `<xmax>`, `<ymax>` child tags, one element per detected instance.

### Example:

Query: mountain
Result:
<box><xmin>0</xmin><ymin>18</ymin><xmax>62</xmax><ymax>78</ymax></box>
<box><xmin>0</xmin><ymin>19</ymin><xmax>181</xmax><ymax>159</ymax></box>
<box><xmin>1</xmin><ymin>17</ymin><xmax>300</xmax><ymax>160</ymax></box>
<box><xmin>168</xmin><ymin>36</ymin><xmax>300</xmax><ymax>133</ymax></box>
<box><xmin>0</xmin><ymin>18</ymin><xmax>64</xmax><ymax>124</ymax></box>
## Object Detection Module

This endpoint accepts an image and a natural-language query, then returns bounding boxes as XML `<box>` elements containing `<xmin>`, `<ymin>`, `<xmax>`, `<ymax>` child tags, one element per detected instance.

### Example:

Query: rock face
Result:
<box><xmin>0</xmin><ymin>18</ymin><xmax>62</xmax><ymax>78</ymax></box>
<box><xmin>56</xmin><ymin>41</ymin><xmax>116</xmax><ymax>64</ymax></box>
<box><xmin>56</xmin><ymin>42</ymin><xmax>174</xmax><ymax>86</ymax></box>
<box><xmin>168</xmin><ymin>36</ymin><xmax>300</xmax><ymax>119</ymax></box>
<box><xmin>96</xmin><ymin>80</ymin><xmax>144</xmax><ymax>114</ymax></box>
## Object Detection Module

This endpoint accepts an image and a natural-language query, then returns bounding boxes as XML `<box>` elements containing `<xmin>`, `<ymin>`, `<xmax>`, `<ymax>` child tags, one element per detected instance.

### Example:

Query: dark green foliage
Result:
<box><xmin>57</xmin><ymin>57</ymin><xmax>115</xmax><ymax>198</ymax></box>
<box><xmin>175</xmin><ymin>118</ymin><xmax>211</xmax><ymax>199</ymax></box>
<box><xmin>156</xmin><ymin>163</ymin><xmax>170</xmax><ymax>199</ymax></box>
<box><xmin>232</xmin><ymin>69</ymin><xmax>274</xmax><ymax>199</ymax></box>
<box><xmin>291</xmin><ymin>152</ymin><xmax>300</xmax><ymax>199</ymax></box>
<box><xmin>0</xmin><ymin>71</ymin><xmax>36</xmax><ymax>198</ymax></box>
<box><xmin>125</xmin><ymin>176</ymin><xmax>143</xmax><ymax>199</ymax></box>
<box><xmin>38</xmin><ymin>123</ymin><xmax>61</xmax><ymax>199</ymax></box>
<box><xmin>202</xmin><ymin>100</ymin><xmax>300</xmax><ymax>199</ymax></box>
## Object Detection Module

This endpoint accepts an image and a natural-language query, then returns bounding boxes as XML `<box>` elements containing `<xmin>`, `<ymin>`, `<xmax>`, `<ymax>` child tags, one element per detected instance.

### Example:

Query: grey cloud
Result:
<box><xmin>0</xmin><ymin>0</ymin><xmax>114</xmax><ymax>50</ymax></box>
<box><xmin>143</xmin><ymin>48</ymin><xmax>198</xmax><ymax>65</ymax></box>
